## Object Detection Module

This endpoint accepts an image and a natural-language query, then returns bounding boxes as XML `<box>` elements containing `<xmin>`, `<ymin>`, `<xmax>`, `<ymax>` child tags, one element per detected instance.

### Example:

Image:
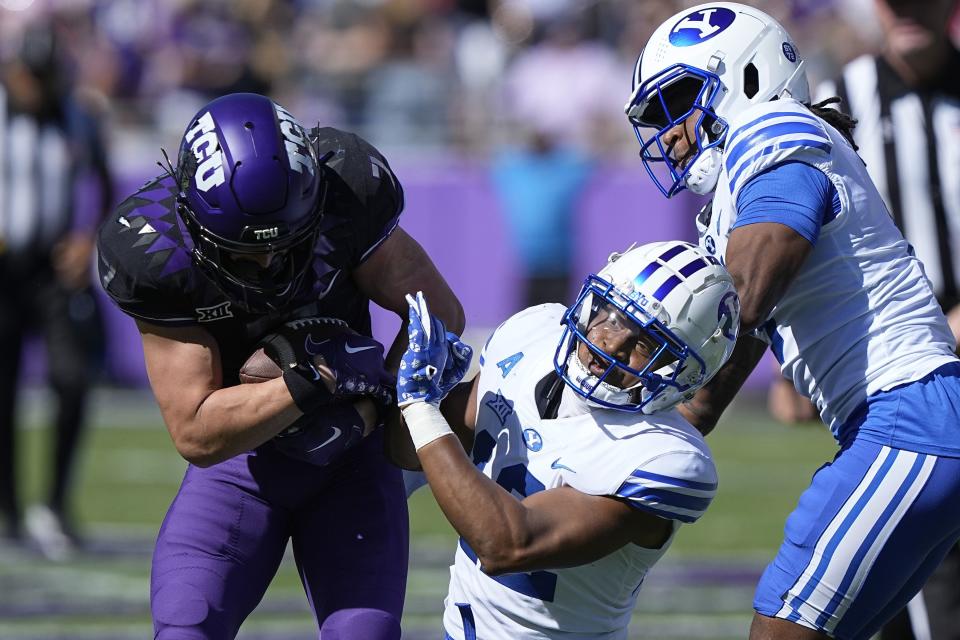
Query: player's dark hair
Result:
<box><xmin>806</xmin><ymin>97</ymin><xmax>858</xmax><ymax>150</ymax></box>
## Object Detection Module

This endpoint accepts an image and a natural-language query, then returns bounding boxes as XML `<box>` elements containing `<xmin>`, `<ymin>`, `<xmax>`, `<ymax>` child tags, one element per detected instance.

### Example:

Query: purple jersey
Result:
<box><xmin>96</xmin><ymin>127</ymin><xmax>403</xmax><ymax>383</ymax></box>
<box><xmin>99</xmin><ymin>127</ymin><xmax>409</xmax><ymax>639</ymax></box>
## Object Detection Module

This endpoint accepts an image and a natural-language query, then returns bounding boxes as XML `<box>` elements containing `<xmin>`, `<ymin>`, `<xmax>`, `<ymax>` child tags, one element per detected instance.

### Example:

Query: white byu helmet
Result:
<box><xmin>624</xmin><ymin>2</ymin><xmax>809</xmax><ymax>198</ymax></box>
<box><xmin>555</xmin><ymin>241</ymin><xmax>740</xmax><ymax>414</ymax></box>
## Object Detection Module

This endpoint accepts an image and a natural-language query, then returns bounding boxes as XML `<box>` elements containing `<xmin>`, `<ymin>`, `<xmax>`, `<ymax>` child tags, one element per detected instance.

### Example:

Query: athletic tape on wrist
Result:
<box><xmin>401</xmin><ymin>402</ymin><xmax>453</xmax><ymax>451</ymax></box>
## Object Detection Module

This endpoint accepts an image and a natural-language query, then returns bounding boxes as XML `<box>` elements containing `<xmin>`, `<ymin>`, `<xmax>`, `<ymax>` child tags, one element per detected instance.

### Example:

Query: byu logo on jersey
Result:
<box><xmin>704</xmin><ymin>234</ymin><xmax>717</xmax><ymax>255</ymax></box>
<box><xmin>669</xmin><ymin>7</ymin><xmax>736</xmax><ymax>46</ymax></box>
<box><xmin>183</xmin><ymin>111</ymin><xmax>225</xmax><ymax>192</ymax></box>
<box><xmin>523</xmin><ymin>429</ymin><xmax>543</xmax><ymax>452</ymax></box>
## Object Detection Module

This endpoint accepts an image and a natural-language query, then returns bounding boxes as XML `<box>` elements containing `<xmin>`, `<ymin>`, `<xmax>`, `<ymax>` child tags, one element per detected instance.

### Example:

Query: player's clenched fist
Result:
<box><xmin>253</xmin><ymin>316</ymin><xmax>395</xmax><ymax>413</ymax></box>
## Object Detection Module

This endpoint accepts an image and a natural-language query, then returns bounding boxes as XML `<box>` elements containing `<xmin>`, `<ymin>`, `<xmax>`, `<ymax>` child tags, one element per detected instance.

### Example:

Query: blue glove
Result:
<box><xmin>398</xmin><ymin>292</ymin><xmax>450</xmax><ymax>406</ymax></box>
<box><xmin>397</xmin><ymin>292</ymin><xmax>473</xmax><ymax>407</ymax></box>
<box><xmin>440</xmin><ymin>331</ymin><xmax>473</xmax><ymax>397</ymax></box>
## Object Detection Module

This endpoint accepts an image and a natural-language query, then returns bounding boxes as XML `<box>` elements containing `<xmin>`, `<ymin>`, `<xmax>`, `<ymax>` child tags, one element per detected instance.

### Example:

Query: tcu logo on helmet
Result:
<box><xmin>669</xmin><ymin>7</ymin><xmax>736</xmax><ymax>46</ymax></box>
<box><xmin>183</xmin><ymin>111</ymin><xmax>226</xmax><ymax>192</ymax></box>
<box><xmin>253</xmin><ymin>227</ymin><xmax>279</xmax><ymax>240</ymax></box>
<box><xmin>275</xmin><ymin>105</ymin><xmax>315</xmax><ymax>176</ymax></box>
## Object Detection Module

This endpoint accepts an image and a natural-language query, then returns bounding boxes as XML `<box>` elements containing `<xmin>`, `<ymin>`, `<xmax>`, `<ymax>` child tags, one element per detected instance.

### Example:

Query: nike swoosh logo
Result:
<box><xmin>306</xmin><ymin>427</ymin><xmax>342</xmax><ymax>452</ymax></box>
<box><xmin>344</xmin><ymin>343</ymin><xmax>378</xmax><ymax>354</ymax></box>
<box><xmin>299</xmin><ymin>362</ymin><xmax>321</xmax><ymax>382</ymax></box>
<box><xmin>551</xmin><ymin>458</ymin><xmax>576</xmax><ymax>473</ymax></box>
<box><xmin>304</xmin><ymin>334</ymin><xmax>331</xmax><ymax>356</ymax></box>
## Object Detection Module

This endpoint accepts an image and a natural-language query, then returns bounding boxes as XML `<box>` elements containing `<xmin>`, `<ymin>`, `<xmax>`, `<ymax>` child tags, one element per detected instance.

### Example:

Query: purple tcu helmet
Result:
<box><xmin>176</xmin><ymin>92</ymin><xmax>326</xmax><ymax>312</ymax></box>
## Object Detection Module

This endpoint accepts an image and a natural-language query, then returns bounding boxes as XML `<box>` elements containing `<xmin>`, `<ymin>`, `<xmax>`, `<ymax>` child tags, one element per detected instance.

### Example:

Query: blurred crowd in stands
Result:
<box><xmin>4</xmin><ymin>0</ymin><xmax>950</xmax><ymax>163</ymax></box>
<box><xmin>1</xmin><ymin>0</ymin><xmax>956</xmax><ymax>561</ymax></box>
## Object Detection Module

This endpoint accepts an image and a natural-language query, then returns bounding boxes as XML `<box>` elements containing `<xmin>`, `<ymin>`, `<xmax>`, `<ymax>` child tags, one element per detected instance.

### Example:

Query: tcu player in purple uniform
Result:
<box><xmin>96</xmin><ymin>92</ymin><xmax>463</xmax><ymax>639</ymax></box>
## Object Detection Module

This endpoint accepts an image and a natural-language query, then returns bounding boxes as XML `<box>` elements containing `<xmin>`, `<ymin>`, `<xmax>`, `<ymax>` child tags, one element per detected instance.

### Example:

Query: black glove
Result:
<box><xmin>273</xmin><ymin>403</ymin><xmax>367</xmax><ymax>466</ymax></box>
<box><xmin>257</xmin><ymin>317</ymin><xmax>395</xmax><ymax>414</ymax></box>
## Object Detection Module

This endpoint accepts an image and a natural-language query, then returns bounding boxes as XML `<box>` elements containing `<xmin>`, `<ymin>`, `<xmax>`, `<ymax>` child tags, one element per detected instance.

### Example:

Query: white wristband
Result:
<box><xmin>401</xmin><ymin>402</ymin><xmax>454</xmax><ymax>451</ymax></box>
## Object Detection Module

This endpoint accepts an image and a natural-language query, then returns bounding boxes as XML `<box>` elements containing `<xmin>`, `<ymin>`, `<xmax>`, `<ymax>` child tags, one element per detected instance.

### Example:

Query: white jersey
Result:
<box><xmin>443</xmin><ymin>304</ymin><xmax>717</xmax><ymax>640</ymax></box>
<box><xmin>699</xmin><ymin>99</ymin><xmax>957</xmax><ymax>436</ymax></box>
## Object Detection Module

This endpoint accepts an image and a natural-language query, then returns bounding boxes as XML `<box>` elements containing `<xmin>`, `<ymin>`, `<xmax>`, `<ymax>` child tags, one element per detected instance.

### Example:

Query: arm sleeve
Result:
<box><xmin>614</xmin><ymin>451</ymin><xmax>718</xmax><ymax>524</ymax></box>
<box><xmin>732</xmin><ymin>161</ymin><xmax>838</xmax><ymax>246</ymax></box>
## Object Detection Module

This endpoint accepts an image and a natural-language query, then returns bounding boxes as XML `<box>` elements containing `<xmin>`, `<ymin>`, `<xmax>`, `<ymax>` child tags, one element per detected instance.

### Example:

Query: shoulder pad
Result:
<box><xmin>480</xmin><ymin>304</ymin><xmax>565</xmax><ymax>366</ymax></box>
<box><xmin>723</xmin><ymin>99</ymin><xmax>833</xmax><ymax>198</ymax></box>
<box><xmin>312</xmin><ymin>127</ymin><xmax>404</xmax><ymax>264</ymax></box>
<box><xmin>96</xmin><ymin>175</ymin><xmax>199</xmax><ymax>324</ymax></box>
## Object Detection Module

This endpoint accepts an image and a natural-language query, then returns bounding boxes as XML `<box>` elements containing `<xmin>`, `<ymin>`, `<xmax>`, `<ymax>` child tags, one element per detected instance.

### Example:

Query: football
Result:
<box><xmin>238</xmin><ymin>347</ymin><xmax>282</xmax><ymax>384</ymax></box>
<box><xmin>239</xmin><ymin>316</ymin><xmax>357</xmax><ymax>384</ymax></box>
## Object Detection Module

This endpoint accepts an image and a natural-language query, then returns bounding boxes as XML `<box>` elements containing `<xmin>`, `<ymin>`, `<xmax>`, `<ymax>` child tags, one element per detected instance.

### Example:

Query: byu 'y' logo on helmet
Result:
<box><xmin>669</xmin><ymin>7</ymin><xmax>736</xmax><ymax>46</ymax></box>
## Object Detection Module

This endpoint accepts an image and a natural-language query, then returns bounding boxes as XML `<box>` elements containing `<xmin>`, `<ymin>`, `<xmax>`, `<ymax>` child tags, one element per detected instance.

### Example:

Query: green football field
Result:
<box><xmin>1</xmin><ymin>388</ymin><xmax>837</xmax><ymax>639</ymax></box>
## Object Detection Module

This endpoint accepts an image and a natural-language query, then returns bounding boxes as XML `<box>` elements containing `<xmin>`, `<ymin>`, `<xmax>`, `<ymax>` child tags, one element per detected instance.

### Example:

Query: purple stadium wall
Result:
<box><xmin>31</xmin><ymin>159</ymin><xmax>775</xmax><ymax>390</ymax></box>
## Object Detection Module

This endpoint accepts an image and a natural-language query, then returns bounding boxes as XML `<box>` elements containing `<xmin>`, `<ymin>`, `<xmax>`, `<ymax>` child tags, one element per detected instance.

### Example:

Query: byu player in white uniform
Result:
<box><xmin>625</xmin><ymin>4</ymin><xmax>960</xmax><ymax>640</ymax></box>
<box><xmin>391</xmin><ymin>241</ymin><xmax>740</xmax><ymax>639</ymax></box>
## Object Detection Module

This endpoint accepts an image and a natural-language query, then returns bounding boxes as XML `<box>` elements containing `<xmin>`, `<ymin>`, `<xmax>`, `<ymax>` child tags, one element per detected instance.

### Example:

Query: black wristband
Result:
<box><xmin>282</xmin><ymin>364</ymin><xmax>333</xmax><ymax>413</ymax></box>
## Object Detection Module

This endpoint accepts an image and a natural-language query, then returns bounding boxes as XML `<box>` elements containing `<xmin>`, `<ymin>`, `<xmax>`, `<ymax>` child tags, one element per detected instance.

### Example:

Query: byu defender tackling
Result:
<box><xmin>393</xmin><ymin>241</ymin><xmax>739</xmax><ymax>639</ymax></box>
<box><xmin>626</xmin><ymin>4</ymin><xmax>960</xmax><ymax>639</ymax></box>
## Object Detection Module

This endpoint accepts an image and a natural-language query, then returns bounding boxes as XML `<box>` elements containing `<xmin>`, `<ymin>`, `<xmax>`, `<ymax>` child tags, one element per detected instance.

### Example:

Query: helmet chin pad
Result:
<box><xmin>565</xmin><ymin>351</ymin><xmax>636</xmax><ymax>409</ymax></box>
<box><xmin>684</xmin><ymin>146</ymin><xmax>722</xmax><ymax>195</ymax></box>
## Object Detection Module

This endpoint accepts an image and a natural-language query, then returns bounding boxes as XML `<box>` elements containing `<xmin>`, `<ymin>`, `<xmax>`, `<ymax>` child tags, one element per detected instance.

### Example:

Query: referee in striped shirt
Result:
<box><xmin>0</xmin><ymin>21</ymin><xmax>112</xmax><ymax>559</ymax></box>
<box><xmin>787</xmin><ymin>0</ymin><xmax>960</xmax><ymax>638</ymax></box>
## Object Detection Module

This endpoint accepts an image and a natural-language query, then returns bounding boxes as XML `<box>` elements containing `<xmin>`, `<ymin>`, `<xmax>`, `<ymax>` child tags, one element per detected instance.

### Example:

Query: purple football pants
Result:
<box><xmin>150</xmin><ymin>431</ymin><xmax>408</xmax><ymax>639</ymax></box>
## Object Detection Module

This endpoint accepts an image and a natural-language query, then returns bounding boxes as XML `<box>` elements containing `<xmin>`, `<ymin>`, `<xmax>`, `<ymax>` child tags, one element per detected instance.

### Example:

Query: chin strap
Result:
<box><xmin>684</xmin><ymin>146</ymin><xmax>722</xmax><ymax>195</ymax></box>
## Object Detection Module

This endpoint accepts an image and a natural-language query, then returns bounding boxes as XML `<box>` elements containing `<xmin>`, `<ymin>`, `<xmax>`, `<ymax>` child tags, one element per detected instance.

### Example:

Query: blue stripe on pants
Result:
<box><xmin>443</xmin><ymin>603</ymin><xmax>476</xmax><ymax>640</ymax></box>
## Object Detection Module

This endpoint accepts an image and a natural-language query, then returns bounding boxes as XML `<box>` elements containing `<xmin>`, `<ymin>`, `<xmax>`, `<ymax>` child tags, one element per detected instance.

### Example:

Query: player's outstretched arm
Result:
<box><xmin>402</xmin><ymin>376</ymin><xmax>673</xmax><ymax>573</ymax></box>
<box><xmin>137</xmin><ymin>320</ymin><xmax>304</xmax><ymax>467</ymax></box>
<box><xmin>420</xmin><ymin>437</ymin><xmax>674</xmax><ymax>575</ymax></box>
<box><xmin>386</xmin><ymin>375</ymin><xmax>479</xmax><ymax>471</ymax></box>
<box><xmin>676</xmin><ymin>219</ymin><xmax>813</xmax><ymax>435</ymax></box>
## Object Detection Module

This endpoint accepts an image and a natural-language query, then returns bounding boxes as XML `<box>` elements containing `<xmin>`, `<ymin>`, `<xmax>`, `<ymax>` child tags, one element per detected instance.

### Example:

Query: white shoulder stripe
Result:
<box><xmin>617</xmin><ymin>470</ymin><xmax>717</xmax><ymax>523</ymax></box>
<box><xmin>723</xmin><ymin>110</ymin><xmax>833</xmax><ymax>196</ymax></box>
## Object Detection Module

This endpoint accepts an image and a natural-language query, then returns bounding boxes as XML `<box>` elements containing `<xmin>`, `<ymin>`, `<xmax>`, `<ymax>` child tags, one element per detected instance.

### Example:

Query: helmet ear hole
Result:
<box><xmin>743</xmin><ymin>63</ymin><xmax>759</xmax><ymax>99</ymax></box>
